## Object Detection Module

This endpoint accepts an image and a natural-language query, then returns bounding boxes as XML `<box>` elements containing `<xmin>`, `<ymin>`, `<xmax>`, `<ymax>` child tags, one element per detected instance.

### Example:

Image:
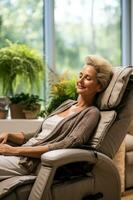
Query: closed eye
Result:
<box><xmin>86</xmin><ymin>76</ymin><xmax>92</xmax><ymax>81</ymax></box>
<box><xmin>79</xmin><ymin>74</ymin><xmax>91</xmax><ymax>80</ymax></box>
<box><xmin>79</xmin><ymin>72</ymin><xmax>83</xmax><ymax>79</ymax></box>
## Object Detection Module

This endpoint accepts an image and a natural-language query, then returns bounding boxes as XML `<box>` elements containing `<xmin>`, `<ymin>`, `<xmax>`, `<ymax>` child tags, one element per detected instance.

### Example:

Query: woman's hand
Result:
<box><xmin>0</xmin><ymin>132</ymin><xmax>25</xmax><ymax>145</ymax></box>
<box><xmin>0</xmin><ymin>144</ymin><xmax>16</xmax><ymax>155</ymax></box>
<box><xmin>0</xmin><ymin>143</ymin><xmax>49</xmax><ymax>158</ymax></box>
<box><xmin>0</xmin><ymin>132</ymin><xmax>9</xmax><ymax>144</ymax></box>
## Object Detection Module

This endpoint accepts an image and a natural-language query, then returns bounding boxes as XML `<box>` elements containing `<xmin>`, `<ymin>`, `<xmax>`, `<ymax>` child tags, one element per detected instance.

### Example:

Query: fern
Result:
<box><xmin>47</xmin><ymin>72</ymin><xmax>78</xmax><ymax>114</ymax></box>
<box><xmin>0</xmin><ymin>41</ymin><xmax>45</xmax><ymax>95</ymax></box>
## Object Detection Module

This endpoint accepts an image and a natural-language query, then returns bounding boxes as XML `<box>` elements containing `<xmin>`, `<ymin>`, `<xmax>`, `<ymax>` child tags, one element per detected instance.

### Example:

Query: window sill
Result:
<box><xmin>0</xmin><ymin>118</ymin><xmax>43</xmax><ymax>133</ymax></box>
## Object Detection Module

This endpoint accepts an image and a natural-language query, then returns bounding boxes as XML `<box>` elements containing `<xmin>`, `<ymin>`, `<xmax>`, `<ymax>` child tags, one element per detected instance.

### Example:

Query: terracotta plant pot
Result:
<box><xmin>0</xmin><ymin>110</ymin><xmax>8</xmax><ymax>119</ymax></box>
<box><xmin>23</xmin><ymin>110</ymin><xmax>38</xmax><ymax>119</ymax></box>
<box><xmin>10</xmin><ymin>104</ymin><xmax>25</xmax><ymax>119</ymax></box>
<box><xmin>23</xmin><ymin>104</ymin><xmax>41</xmax><ymax>119</ymax></box>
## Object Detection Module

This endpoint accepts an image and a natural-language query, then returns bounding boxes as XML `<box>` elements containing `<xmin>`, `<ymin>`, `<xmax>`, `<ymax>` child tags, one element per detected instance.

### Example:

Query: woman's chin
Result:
<box><xmin>77</xmin><ymin>89</ymin><xmax>85</xmax><ymax>94</ymax></box>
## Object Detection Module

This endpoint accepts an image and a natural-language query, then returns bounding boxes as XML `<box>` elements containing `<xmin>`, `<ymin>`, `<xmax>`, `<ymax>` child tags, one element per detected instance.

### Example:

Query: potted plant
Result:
<box><xmin>9</xmin><ymin>93</ymin><xmax>30</xmax><ymax>119</ymax></box>
<box><xmin>9</xmin><ymin>93</ymin><xmax>43</xmax><ymax>119</ymax></box>
<box><xmin>22</xmin><ymin>94</ymin><xmax>43</xmax><ymax>119</ymax></box>
<box><xmin>0</xmin><ymin>41</ymin><xmax>45</xmax><ymax>96</ymax></box>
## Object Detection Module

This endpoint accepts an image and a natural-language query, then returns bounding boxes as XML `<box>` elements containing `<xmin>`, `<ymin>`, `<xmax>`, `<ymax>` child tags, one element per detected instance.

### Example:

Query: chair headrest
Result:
<box><xmin>97</xmin><ymin>66</ymin><xmax>133</xmax><ymax>110</ymax></box>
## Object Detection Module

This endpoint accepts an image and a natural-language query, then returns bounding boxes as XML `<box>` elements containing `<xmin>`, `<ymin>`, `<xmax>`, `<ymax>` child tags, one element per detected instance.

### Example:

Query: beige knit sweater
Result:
<box><xmin>19</xmin><ymin>100</ymin><xmax>100</xmax><ymax>172</ymax></box>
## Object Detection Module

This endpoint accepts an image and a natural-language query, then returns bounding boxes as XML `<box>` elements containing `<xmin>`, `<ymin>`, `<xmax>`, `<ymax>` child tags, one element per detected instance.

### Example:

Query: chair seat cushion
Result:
<box><xmin>0</xmin><ymin>175</ymin><xmax>36</xmax><ymax>198</ymax></box>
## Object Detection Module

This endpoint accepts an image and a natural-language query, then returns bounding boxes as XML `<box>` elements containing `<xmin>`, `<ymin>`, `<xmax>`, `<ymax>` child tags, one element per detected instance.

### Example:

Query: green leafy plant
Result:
<box><xmin>9</xmin><ymin>92</ymin><xmax>44</xmax><ymax>119</ymax></box>
<box><xmin>0</xmin><ymin>41</ymin><xmax>45</xmax><ymax>95</ymax></box>
<box><xmin>22</xmin><ymin>94</ymin><xmax>44</xmax><ymax>119</ymax></box>
<box><xmin>9</xmin><ymin>93</ymin><xmax>30</xmax><ymax>104</ymax></box>
<box><xmin>22</xmin><ymin>94</ymin><xmax>43</xmax><ymax>111</ymax></box>
<box><xmin>47</xmin><ymin>72</ymin><xmax>78</xmax><ymax>114</ymax></box>
<box><xmin>39</xmin><ymin>109</ymin><xmax>47</xmax><ymax>118</ymax></box>
<box><xmin>9</xmin><ymin>92</ymin><xmax>43</xmax><ymax>111</ymax></box>
<box><xmin>9</xmin><ymin>92</ymin><xmax>31</xmax><ymax>119</ymax></box>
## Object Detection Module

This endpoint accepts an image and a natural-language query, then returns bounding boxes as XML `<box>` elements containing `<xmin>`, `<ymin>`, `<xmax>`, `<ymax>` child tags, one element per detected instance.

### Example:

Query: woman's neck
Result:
<box><xmin>76</xmin><ymin>95</ymin><xmax>95</xmax><ymax>108</ymax></box>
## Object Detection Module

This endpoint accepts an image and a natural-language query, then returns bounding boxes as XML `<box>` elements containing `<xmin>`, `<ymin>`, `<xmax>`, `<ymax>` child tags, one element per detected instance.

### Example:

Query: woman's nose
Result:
<box><xmin>78</xmin><ymin>76</ymin><xmax>84</xmax><ymax>83</ymax></box>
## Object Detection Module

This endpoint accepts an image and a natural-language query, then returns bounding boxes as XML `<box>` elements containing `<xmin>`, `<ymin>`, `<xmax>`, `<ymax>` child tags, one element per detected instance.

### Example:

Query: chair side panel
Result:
<box><xmin>98</xmin><ymin>79</ymin><xmax>133</xmax><ymax>158</ymax></box>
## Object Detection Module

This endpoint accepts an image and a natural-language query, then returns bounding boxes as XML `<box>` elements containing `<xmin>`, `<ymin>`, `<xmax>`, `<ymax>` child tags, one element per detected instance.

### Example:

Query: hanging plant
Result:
<box><xmin>0</xmin><ymin>41</ymin><xmax>45</xmax><ymax>95</ymax></box>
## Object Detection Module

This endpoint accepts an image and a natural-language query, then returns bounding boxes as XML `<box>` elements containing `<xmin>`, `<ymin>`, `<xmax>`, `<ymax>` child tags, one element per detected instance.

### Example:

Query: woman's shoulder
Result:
<box><xmin>86</xmin><ymin>106</ymin><xmax>100</xmax><ymax>116</ymax></box>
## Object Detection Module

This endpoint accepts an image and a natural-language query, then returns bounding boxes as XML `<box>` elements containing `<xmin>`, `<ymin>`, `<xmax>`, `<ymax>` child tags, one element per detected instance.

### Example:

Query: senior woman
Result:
<box><xmin>0</xmin><ymin>55</ymin><xmax>113</xmax><ymax>180</ymax></box>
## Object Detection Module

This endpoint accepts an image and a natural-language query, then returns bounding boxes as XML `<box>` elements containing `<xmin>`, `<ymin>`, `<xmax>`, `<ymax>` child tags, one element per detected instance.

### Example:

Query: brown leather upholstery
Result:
<box><xmin>125</xmin><ymin>134</ymin><xmax>133</xmax><ymax>188</ymax></box>
<box><xmin>0</xmin><ymin>67</ymin><xmax>133</xmax><ymax>200</ymax></box>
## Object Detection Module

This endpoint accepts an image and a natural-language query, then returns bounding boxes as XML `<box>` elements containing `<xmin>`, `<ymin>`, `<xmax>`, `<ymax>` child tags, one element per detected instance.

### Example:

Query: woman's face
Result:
<box><xmin>76</xmin><ymin>65</ymin><xmax>101</xmax><ymax>97</ymax></box>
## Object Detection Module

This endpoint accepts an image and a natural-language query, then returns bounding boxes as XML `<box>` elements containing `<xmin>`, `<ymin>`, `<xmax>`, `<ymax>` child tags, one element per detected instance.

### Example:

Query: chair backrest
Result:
<box><xmin>88</xmin><ymin>66</ymin><xmax>133</xmax><ymax>158</ymax></box>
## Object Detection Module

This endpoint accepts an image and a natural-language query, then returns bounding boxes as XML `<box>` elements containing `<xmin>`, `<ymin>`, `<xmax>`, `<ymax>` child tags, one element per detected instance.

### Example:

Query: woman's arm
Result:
<box><xmin>0</xmin><ymin>132</ymin><xmax>25</xmax><ymax>145</ymax></box>
<box><xmin>0</xmin><ymin>144</ymin><xmax>49</xmax><ymax>158</ymax></box>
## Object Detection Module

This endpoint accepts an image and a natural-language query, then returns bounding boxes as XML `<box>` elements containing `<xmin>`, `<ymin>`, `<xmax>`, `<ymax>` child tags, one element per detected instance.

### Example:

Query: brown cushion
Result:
<box><xmin>90</xmin><ymin>111</ymin><xmax>117</xmax><ymax>149</ymax></box>
<box><xmin>97</xmin><ymin>67</ymin><xmax>132</xmax><ymax>110</ymax></box>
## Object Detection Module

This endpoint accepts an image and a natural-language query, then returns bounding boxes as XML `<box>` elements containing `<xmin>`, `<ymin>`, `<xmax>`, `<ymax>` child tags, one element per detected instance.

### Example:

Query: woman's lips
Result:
<box><xmin>77</xmin><ymin>84</ymin><xmax>86</xmax><ymax>89</ymax></box>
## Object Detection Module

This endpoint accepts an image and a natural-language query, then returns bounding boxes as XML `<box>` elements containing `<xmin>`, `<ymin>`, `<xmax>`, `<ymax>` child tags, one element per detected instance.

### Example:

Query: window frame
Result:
<box><xmin>121</xmin><ymin>0</ymin><xmax>132</xmax><ymax>65</ymax></box>
<box><xmin>44</xmin><ymin>0</ymin><xmax>131</xmax><ymax>72</ymax></box>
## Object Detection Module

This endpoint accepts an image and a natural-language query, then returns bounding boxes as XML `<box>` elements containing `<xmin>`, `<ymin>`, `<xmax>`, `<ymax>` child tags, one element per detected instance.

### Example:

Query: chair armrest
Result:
<box><xmin>41</xmin><ymin>149</ymin><xmax>120</xmax><ymax>187</ymax></box>
<box><xmin>29</xmin><ymin>149</ymin><xmax>121</xmax><ymax>200</ymax></box>
<box><xmin>41</xmin><ymin>149</ymin><xmax>97</xmax><ymax>167</ymax></box>
<box><xmin>41</xmin><ymin>148</ymin><xmax>114</xmax><ymax>168</ymax></box>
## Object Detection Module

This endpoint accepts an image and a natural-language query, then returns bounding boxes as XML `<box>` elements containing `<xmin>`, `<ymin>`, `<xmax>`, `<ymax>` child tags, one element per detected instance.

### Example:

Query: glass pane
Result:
<box><xmin>0</xmin><ymin>0</ymin><xmax>43</xmax><ymax>52</ymax></box>
<box><xmin>54</xmin><ymin>0</ymin><xmax>121</xmax><ymax>73</ymax></box>
<box><xmin>0</xmin><ymin>0</ymin><xmax>44</xmax><ymax>97</ymax></box>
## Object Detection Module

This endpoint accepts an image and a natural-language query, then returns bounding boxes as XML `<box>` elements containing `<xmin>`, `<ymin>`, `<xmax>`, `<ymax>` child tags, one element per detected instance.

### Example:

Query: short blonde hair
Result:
<box><xmin>85</xmin><ymin>55</ymin><xmax>113</xmax><ymax>91</ymax></box>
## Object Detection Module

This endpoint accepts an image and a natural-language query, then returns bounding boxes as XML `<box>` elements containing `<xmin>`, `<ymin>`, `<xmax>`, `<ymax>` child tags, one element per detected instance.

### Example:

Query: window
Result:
<box><xmin>0</xmin><ymin>0</ymin><xmax>44</xmax><ymax>97</ymax></box>
<box><xmin>0</xmin><ymin>0</ymin><xmax>129</xmax><ymax>100</ymax></box>
<box><xmin>54</xmin><ymin>0</ymin><xmax>121</xmax><ymax>73</ymax></box>
<box><xmin>0</xmin><ymin>0</ymin><xmax>43</xmax><ymax>52</ymax></box>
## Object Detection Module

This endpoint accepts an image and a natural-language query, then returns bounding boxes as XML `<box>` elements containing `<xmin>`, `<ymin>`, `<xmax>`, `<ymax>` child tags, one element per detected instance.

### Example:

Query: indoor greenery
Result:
<box><xmin>9</xmin><ymin>92</ymin><xmax>43</xmax><ymax>119</ymax></box>
<box><xmin>9</xmin><ymin>93</ymin><xmax>30</xmax><ymax>104</ymax></box>
<box><xmin>9</xmin><ymin>92</ymin><xmax>43</xmax><ymax>111</ymax></box>
<box><xmin>47</xmin><ymin>72</ymin><xmax>78</xmax><ymax>114</ymax></box>
<box><xmin>0</xmin><ymin>41</ymin><xmax>45</xmax><ymax>95</ymax></box>
<box><xmin>22</xmin><ymin>94</ymin><xmax>43</xmax><ymax>111</ymax></box>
